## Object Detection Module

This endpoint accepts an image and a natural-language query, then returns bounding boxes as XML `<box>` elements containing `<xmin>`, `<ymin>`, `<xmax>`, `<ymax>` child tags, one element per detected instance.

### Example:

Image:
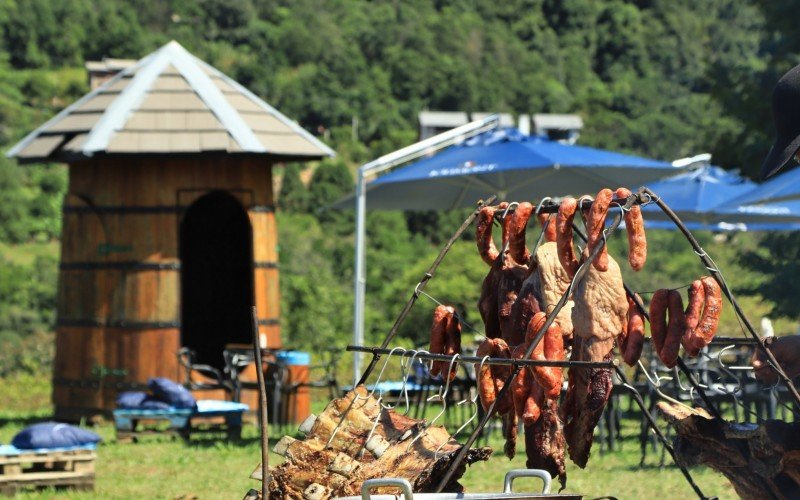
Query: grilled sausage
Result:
<box><xmin>680</xmin><ymin>280</ymin><xmax>706</xmax><ymax>356</ymax></box>
<box><xmin>523</xmin><ymin>382</ymin><xmax>544</xmax><ymax>427</ymax></box>
<box><xmin>556</xmin><ymin>197</ymin><xmax>580</xmax><ymax>277</ymax></box>
<box><xmin>442</xmin><ymin>312</ymin><xmax>462</xmax><ymax>382</ymax></box>
<box><xmin>503</xmin><ymin>411</ymin><xmax>518</xmax><ymax>459</ymax></box>
<box><xmin>623</xmin><ymin>295</ymin><xmax>646</xmax><ymax>366</ymax></box>
<box><xmin>537</xmin><ymin>212</ymin><xmax>557</xmax><ymax>243</ymax></box>
<box><xmin>660</xmin><ymin>290</ymin><xmax>685</xmax><ymax>368</ymax></box>
<box><xmin>586</xmin><ymin>188</ymin><xmax>613</xmax><ymax>272</ymax></box>
<box><xmin>491</xmin><ymin>338</ymin><xmax>514</xmax><ymax>415</ymax></box>
<box><xmin>511</xmin><ymin>344</ymin><xmax>531</xmax><ymax>421</ymax></box>
<box><xmin>509</xmin><ymin>202</ymin><xmax>533</xmax><ymax>264</ymax></box>
<box><xmin>689</xmin><ymin>276</ymin><xmax>722</xmax><ymax>352</ymax></box>
<box><xmin>615</xmin><ymin>187</ymin><xmax>647</xmax><ymax>271</ymax></box>
<box><xmin>649</xmin><ymin>289</ymin><xmax>669</xmax><ymax>355</ymax></box>
<box><xmin>475</xmin><ymin>339</ymin><xmax>497</xmax><ymax>411</ymax></box>
<box><xmin>527</xmin><ymin>318</ymin><xmax>563</xmax><ymax>399</ymax></box>
<box><xmin>428</xmin><ymin>305</ymin><xmax>451</xmax><ymax>377</ymax></box>
<box><xmin>477</xmin><ymin>206</ymin><xmax>500</xmax><ymax>266</ymax></box>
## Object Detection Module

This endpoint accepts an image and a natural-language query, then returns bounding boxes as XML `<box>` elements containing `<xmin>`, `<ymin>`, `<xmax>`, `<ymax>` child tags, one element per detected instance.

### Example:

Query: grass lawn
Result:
<box><xmin>0</xmin><ymin>375</ymin><xmax>738</xmax><ymax>499</ymax></box>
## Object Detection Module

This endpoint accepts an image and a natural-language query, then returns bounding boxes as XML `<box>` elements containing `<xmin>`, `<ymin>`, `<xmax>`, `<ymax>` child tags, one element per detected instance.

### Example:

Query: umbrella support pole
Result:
<box><xmin>355</xmin><ymin>196</ymin><xmax>496</xmax><ymax>387</ymax></box>
<box><xmin>641</xmin><ymin>187</ymin><xmax>800</xmax><ymax>409</ymax></box>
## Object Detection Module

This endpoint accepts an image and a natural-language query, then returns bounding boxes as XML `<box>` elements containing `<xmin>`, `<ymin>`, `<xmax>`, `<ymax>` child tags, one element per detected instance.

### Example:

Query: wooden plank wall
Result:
<box><xmin>55</xmin><ymin>155</ymin><xmax>280</xmax><ymax>418</ymax></box>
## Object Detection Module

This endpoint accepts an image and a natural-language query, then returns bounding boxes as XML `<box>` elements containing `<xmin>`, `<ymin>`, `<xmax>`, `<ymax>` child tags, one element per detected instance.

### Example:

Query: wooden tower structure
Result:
<box><xmin>7</xmin><ymin>41</ymin><xmax>334</xmax><ymax>420</ymax></box>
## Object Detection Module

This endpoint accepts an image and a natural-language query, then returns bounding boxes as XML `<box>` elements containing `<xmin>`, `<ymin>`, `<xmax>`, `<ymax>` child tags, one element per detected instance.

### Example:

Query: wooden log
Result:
<box><xmin>658</xmin><ymin>402</ymin><xmax>800</xmax><ymax>499</ymax></box>
<box><xmin>260</xmin><ymin>386</ymin><xmax>492</xmax><ymax>498</ymax></box>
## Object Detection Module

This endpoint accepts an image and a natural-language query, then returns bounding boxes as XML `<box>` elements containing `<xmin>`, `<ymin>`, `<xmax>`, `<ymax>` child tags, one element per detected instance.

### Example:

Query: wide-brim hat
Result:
<box><xmin>761</xmin><ymin>64</ymin><xmax>800</xmax><ymax>179</ymax></box>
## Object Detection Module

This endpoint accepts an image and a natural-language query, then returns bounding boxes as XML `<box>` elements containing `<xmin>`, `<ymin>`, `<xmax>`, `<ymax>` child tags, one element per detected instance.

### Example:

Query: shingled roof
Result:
<box><xmin>7</xmin><ymin>41</ymin><xmax>335</xmax><ymax>162</ymax></box>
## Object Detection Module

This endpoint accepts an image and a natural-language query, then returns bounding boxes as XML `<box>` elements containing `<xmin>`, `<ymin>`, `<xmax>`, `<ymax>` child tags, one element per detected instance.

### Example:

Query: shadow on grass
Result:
<box><xmin>183</xmin><ymin>434</ymin><xmax>288</xmax><ymax>449</ymax></box>
<box><xmin>0</xmin><ymin>412</ymin><xmax>53</xmax><ymax>429</ymax></box>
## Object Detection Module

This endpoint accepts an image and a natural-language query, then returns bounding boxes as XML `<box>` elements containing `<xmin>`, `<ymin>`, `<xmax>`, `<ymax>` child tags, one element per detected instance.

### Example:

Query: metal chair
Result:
<box><xmin>304</xmin><ymin>347</ymin><xmax>342</xmax><ymax>400</ymax></box>
<box><xmin>176</xmin><ymin>347</ymin><xmax>233</xmax><ymax>397</ymax></box>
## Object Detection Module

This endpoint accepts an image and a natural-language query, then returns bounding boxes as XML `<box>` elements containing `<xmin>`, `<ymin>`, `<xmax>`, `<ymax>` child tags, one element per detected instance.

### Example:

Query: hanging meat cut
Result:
<box><xmin>562</xmin><ymin>250</ymin><xmax>627</xmax><ymax>467</ymax></box>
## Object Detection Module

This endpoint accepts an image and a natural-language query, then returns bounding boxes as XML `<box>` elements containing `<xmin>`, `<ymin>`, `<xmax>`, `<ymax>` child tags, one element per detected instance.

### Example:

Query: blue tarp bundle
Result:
<box><xmin>11</xmin><ymin>422</ymin><xmax>101</xmax><ymax>450</ymax></box>
<box><xmin>115</xmin><ymin>378</ymin><xmax>197</xmax><ymax>411</ymax></box>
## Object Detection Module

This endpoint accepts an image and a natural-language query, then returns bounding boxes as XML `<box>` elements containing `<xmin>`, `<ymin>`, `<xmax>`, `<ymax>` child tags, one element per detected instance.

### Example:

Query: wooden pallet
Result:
<box><xmin>0</xmin><ymin>448</ymin><xmax>95</xmax><ymax>495</ymax></box>
<box><xmin>114</xmin><ymin>406</ymin><xmax>244</xmax><ymax>443</ymax></box>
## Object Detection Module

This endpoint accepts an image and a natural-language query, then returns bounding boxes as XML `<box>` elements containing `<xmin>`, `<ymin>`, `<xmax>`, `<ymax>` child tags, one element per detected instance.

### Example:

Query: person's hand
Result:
<box><xmin>751</xmin><ymin>335</ymin><xmax>800</xmax><ymax>385</ymax></box>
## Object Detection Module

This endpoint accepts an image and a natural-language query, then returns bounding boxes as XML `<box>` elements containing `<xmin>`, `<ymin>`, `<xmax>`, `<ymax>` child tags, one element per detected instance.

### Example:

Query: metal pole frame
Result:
<box><xmin>352</xmin><ymin>115</ymin><xmax>502</xmax><ymax>382</ymax></box>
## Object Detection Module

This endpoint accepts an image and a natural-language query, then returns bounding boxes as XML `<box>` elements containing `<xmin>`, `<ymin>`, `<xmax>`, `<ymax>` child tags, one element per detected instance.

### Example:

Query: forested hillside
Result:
<box><xmin>0</xmin><ymin>0</ymin><xmax>798</xmax><ymax>370</ymax></box>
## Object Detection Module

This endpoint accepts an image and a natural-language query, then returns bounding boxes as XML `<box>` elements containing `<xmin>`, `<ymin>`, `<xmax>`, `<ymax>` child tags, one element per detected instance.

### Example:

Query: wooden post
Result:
<box><xmin>251</xmin><ymin>306</ymin><xmax>269</xmax><ymax>498</ymax></box>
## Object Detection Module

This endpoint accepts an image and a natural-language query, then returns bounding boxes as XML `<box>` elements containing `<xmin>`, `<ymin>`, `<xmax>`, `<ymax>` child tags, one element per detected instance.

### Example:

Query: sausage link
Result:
<box><xmin>511</xmin><ymin>344</ymin><xmax>530</xmax><ymax>420</ymax></box>
<box><xmin>660</xmin><ymin>290</ymin><xmax>685</xmax><ymax>368</ymax></box>
<box><xmin>491</xmin><ymin>338</ymin><xmax>514</xmax><ymax>415</ymax></box>
<box><xmin>556</xmin><ymin>197</ymin><xmax>579</xmax><ymax>277</ymax></box>
<box><xmin>680</xmin><ymin>280</ymin><xmax>706</xmax><ymax>356</ymax></box>
<box><xmin>587</xmin><ymin>188</ymin><xmax>613</xmax><ymax>272</ymax></box>
<box><xmin>428</xmin><ymin>305</ymin><xmax>451</xmax><ymax>377</ymax></box>
<box><xmin>476</xmin><ymin>206</ymin><xmax>499</xmax><ymax>266</ymax></box>
<box><xmin>509</xmin><ymin>202</ymin><xmax>533</xmax><ymax>264</ymax></box>
<box><xmin>615</xmin><ymin>187</ymin><xmax>647</xmax><ymax>271</ymax></box>
<box><xmin>499</xmin><ymin>202</ymin><xmax>512</xmax><ymax>250</ymax></box>
<box><xmin>503</xmin><ymin>411</ymin><xmax>518</xmax><ymax>459</ymax></box>
<box><xmin>690</xmin><ymin>276</ymin><xmax>722</xmax><ymax>352</ymax></box>
<box><xmin>649</xmin><ymin>289</ymin><xmax>669</xmax><ymax>355</ymax></box>
<box><xmin>442</xmin><ymin>313</ymin><xmax>462</xmax><ymax>382</ymax></box>
<box><xmin>475</xmin><ymin>339</ymin><xmax>496</xmax><ymax>411</ymax></box>
<box><xmin>529</xmin><ymin>320</ymin><xmax>563</xmax><ymax>398</ymax></box>
<box><xmin>522</xmin><ymin>382</ymin><xmax>543</xmax><ymax>426</ymax></box>
<box><xmin>623</xmin><ymin>295</ymin><xmax>646</xmax><ymax>366</ymax></box>
<box><xmin>536</xmin><ymin>212</ymin><xmax>557</xmax><ymax>243</ymax></box>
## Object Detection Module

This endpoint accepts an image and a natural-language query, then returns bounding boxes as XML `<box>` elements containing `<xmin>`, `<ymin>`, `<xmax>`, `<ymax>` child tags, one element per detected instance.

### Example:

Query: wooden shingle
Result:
<box><xmin>7</xmin><ymin>41</ymin><xmax>334</xmax><ymax>161</ymax></box>
<box><xmin>16</xmin><ymin>135</ymin><xmax>63</xmax><ymax>158</ymax></box>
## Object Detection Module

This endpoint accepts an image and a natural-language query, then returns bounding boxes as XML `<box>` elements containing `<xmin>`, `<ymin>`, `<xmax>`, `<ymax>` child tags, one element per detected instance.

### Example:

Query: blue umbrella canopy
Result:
<box><xmin>640</xmin><ymin>165</ymin><xmax>757</xmax><ymax>230</ymax></box>
<box><xmin>715</xmin><ymin>164</ymin><xmax>800</xmax><ymax>206</ymax></box>
<box><xmin>710</xmin><ymin>197</ymin><xmax>800</xmax><ymax>231</ymax></box>
<box><xmin>350</xmin><ymin>128</ymin><xmax>677</xmax><ymax>210</ymax></box>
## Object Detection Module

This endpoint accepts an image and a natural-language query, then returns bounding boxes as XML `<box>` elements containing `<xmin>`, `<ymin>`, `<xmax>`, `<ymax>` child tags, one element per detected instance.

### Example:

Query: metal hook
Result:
<box><xmin>326</xmin><ymin>347</ymin><xmax>404</xmax><ymax>449</ymax></box>
<box><xmin>434</xmin><ymin>355</ymin><xmax>488</xmax><ymax>458</ymax></box>
<box><xmin>399</xmin><ymin>349</ymin><xmax>430</xmax><ymax>415</ymax></box>
<box><xmin>636</xmin><ymin>360</ymin><xmax>688</xmax><ymax>408</ymax></box>
<box><xmin>534</xmin><ymin>197</ymin><xmax>552</xmax><ymax>215</ymax></box>
<box><xmin>500</xmin><ymin>202</ymin><xmax>519</xmax><ymax>220</ymax></box>
<box><xmin>369</xmin><ymin>347</ymin><xmax>406</xmax><ymax>398</ymax></box>
<box><xmin>407</xmin><ymin>353</ymin><xmax>460</xmax><ymax>452</ymax></box>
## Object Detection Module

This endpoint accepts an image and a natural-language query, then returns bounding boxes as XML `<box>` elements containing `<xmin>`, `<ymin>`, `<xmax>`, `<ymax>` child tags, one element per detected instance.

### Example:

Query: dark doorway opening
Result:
<box><xmin>180</xmin><ymin>191</ymin><xmax>254</xmax><ymax>370</ymax></box>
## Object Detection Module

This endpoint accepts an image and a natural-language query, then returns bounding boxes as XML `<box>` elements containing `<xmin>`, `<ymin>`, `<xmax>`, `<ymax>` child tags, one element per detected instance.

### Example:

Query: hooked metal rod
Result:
<box><xmin>346</xmin><ymin>345</ymin><xmax>617</xmax><ymax>369</ymax></box>
<box><xmin>642</xmin><ymin>186</ymin><xmax>800</xmax><ymax>409</ymax></box>
<box><xmin>491</xmin><ymin>196</ymin><xmax>644</xmax><ymax>218</ymax></box>
<box><xmin>355</xmin><ymin>195</ymin><xmax>497</xmax><ymax>387</ymax></box>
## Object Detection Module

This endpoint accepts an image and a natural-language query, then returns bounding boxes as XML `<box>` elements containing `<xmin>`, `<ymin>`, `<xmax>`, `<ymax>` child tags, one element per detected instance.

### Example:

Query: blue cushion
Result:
<box><xmin>140</xmin><ymin>396</ymin><xmax>172</xmax><ymax>410</ymax></box>
<box><xmin>117</xmin><ymin>391</ymin><xmax>173</xmax><ymax>410</ymax></box>
<box><xmin>116</xmin><ymin>391</ymin><xmax>148</xmax><ymax>409</ymax></box>
<box><xmin>11</xmin><ymin>422</ymin><xmax>101</xmax><ymax>450</ymax></box>
<box><xmin>148</xmin><ymin>377</ymin><xmax>197</xmax><ymax>409</ymax></box>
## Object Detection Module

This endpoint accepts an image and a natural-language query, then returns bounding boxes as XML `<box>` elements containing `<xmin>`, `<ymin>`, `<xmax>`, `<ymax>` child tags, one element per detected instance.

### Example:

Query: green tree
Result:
<box><xmin>278</xmin><ymin>163</ymin><xmax>310</xmax><ymax>213</ymax></box>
